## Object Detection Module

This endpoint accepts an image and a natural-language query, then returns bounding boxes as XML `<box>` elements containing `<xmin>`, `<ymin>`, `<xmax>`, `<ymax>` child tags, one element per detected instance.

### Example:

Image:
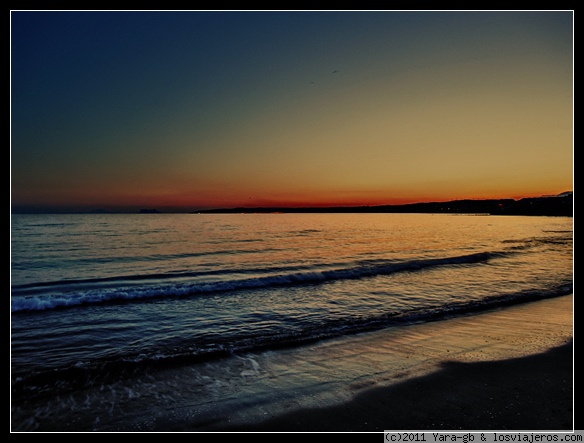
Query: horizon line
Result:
<box><xmin>10</xmin><ymin>191</ymin><xmax>573</xmax><ymax>214</ymax></box>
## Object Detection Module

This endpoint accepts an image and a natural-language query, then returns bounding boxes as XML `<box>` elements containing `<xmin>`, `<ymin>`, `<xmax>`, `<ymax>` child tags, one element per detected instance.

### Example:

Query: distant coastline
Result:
<box><xmin>11</xmin><ymin>192</ymin><xmax>573</xmax><ymax>216</ymax></box>
<box><xmin>196</xmin><ymin>192</ymin><xmax>573</xmax><ymax>217</ymax></box>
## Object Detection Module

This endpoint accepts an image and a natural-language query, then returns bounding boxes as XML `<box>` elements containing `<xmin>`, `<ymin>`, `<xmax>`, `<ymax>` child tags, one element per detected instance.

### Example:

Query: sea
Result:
<box><xmin>10</xmin><ymin>213</ymin><xmax>573</xmax><ymax>431</ymax></box>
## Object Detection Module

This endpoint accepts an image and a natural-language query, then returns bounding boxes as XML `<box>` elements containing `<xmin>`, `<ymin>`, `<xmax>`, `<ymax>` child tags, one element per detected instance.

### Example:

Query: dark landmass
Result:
<box><xmin>196</xmin><ymin>192</ymin><xmax>573</xmax><ymax>216</ymax></box>
<box><xmin>10</xmin><ymin>192</ymin><xmax>572</xmax><ymax>215</ymax></box>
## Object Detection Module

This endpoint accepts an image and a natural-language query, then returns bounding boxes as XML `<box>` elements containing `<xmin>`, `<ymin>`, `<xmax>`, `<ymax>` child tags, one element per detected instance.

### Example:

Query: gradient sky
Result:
<box><xmin>10</xmin><ymin>11</ymin><xmax>573</xmax><ymax>212</ymax></box>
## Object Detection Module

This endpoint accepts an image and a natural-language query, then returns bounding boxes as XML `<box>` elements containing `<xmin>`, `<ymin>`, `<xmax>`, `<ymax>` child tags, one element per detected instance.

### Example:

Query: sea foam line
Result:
<box><xmin>11</xmin><ymin>251</ymin><xmax>502</xmax><ymax>313</ymax></box>
<box><xmin>11</xmin><ymin>282</ymin><xmax>572</xmax><ymax>402</ymax></box>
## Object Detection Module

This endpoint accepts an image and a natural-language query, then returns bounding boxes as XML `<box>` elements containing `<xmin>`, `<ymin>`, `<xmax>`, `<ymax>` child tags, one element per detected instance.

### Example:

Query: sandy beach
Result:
<box><xmin>13</xmin><ymin>295</ymin><xmax>574</xmax><ymax>433</ymax></box>
<box><xmin>11</xmin><ymin>215</ymin><xmax>573</xmax><ymax>433</ymax></box>
<box><xmin>193</xmin><ymin>294</ymin><xmax>574</xmax><ymax>432</ymax></box>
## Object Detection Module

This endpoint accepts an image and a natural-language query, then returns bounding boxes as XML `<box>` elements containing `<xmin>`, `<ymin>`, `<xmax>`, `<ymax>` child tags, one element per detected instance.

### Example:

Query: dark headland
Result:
<box><xmin>196</xmin><ymin>192</ymin><xmax>573</xmax><ymax>216</ymax></box>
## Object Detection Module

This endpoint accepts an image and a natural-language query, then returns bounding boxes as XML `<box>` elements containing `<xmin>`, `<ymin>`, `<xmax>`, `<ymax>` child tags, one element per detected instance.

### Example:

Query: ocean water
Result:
<box><xmin>10</xmin><ymin>213</ymin><xmax>573</xmax><ymax>431</ymax></box>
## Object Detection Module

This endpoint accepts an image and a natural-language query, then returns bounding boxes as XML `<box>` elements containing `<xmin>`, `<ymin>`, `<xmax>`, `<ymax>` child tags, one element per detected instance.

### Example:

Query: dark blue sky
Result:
<box><xmin>11</xmin><ymin>11</ymin><xmax>573</xmax><ymax>212</ymax></box>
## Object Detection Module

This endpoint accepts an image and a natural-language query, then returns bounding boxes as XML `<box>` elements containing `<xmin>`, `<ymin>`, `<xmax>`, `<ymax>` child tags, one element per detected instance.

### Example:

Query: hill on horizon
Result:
<box><xmin>195</xmin><ymin>192</ymin><xmax>573</xmax><ymax>216</ymax></box>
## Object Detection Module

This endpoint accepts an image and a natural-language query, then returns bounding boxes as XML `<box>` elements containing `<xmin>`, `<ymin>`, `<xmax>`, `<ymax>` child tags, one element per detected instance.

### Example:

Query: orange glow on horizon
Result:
<box><xmin>11</xmin><ymin>182</ymin><xmax>573</xmax><ymax>212</ymax></box>
<box><xmin>11</xmin><ymin>12</ymin><xmax>573</xmax><ymax>214</ymax></box>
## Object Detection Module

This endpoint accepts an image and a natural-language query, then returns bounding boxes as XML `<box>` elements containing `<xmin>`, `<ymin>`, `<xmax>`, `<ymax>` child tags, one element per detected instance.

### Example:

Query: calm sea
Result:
<box><xmin>10</xmin><ymin>213</ymin><xmax>573</xmax><ymax>431</ymax></box>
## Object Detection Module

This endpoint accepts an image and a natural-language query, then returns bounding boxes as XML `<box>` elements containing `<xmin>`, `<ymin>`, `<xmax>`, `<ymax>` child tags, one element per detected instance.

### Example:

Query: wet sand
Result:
<box><xmin>43</xmin><ymin>294</ymin><xmax>571</xmax><ymax>432</ymax></box>
<box><xmin>194</xmin><ymin>295</ymin><xmax>573</xmax><ymax>432</ymax></box>
<box><xmin>224</xmin><ymin>341</ymin><xmax>573</xmax><ymax>431</ymax></box>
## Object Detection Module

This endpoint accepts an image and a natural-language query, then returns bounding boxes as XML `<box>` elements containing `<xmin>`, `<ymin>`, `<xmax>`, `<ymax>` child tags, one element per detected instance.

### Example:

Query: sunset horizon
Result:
<box><xmin>10</xmin><ymin>189</ymin><xmax>573</xmax><ymax>214</ymax></box>
<box><xmin>11</xmin><ymin>10</ymin><xmax>573</xmax><ymax>433</ymax></box>
<box><xmin>10</xmin><ymin>11</ymin><xmax>573</xmax><ymax>215</ymax></box>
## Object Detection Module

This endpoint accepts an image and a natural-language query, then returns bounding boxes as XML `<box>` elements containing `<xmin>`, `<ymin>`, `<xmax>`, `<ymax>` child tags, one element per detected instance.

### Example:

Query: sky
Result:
<box><xmin>10</xmin><ymin>11</ymin><xmax>573</xmax><ymax>212</ymax></box>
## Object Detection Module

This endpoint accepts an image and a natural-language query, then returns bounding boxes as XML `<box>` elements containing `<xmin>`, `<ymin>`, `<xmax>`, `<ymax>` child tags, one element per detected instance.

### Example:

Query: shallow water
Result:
<box><xmin>10</xmin><ymin>213</ymin><xmax>573</xmax><ymax>431</ymax></box>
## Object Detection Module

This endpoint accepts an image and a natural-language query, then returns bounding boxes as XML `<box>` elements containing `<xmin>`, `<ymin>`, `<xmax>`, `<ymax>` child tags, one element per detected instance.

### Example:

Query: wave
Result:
<box><xmin>501</xmin><ymin>234</ymin><xmax>572</xmax><ymax>248</ymax></box>
<box><xmin>11</xmin><ymin>282</ymin><xmax>573</xmax><ymax>401</ymax></box>
<box><xmin>11</xmin><ymin>262</ymin><xmax>315</xmax><ymax>291</ymax></box>
<box><xmin>11</xmin><ymin>251</ymin><xmax>504</xmax><ymax>313</ymax></box>
<box><xmin>12</xmin><ymin>246</ymin><xmax>283</xmax><ymax>270</ymax></box>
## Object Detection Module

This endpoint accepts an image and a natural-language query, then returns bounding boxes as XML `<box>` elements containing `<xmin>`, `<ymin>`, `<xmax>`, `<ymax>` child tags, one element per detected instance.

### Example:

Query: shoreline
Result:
<box><xmin>11</xmin><ymin>294</ymin><xmax>573</xmax><ymax>432</ymax></box>
<box><xmin>218</xmin><ymin>342</ymin><xmax>574</xmax><ymax>432</ymax></box>
<box><xmin>191</xmin><ymin>294</ymin><xmax>574</xmax><ymax>432</ymax></box>
<box><xmin>220</xmin><ymin>341</ymin><xmax>573</xmax><ymax>432</ymax></box>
